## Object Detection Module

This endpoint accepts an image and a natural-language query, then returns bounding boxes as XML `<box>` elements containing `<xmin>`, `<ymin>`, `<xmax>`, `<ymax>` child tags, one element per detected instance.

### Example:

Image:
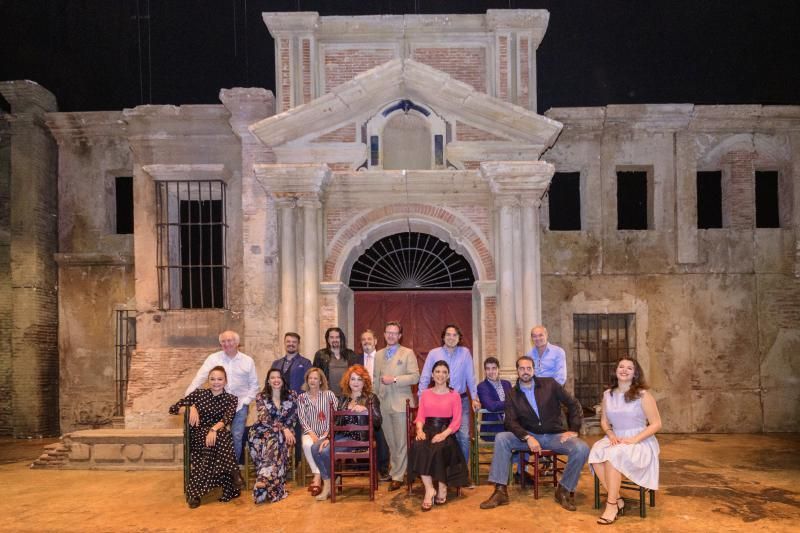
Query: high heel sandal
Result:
<box><xmin>422</xmin><ymin>490</ymin><xmax>435</xmax><ymax>512</ymax></box>
<box><xmin>616</xmin><ymin>497</ymin><xmax>625</xmax><ymax>516</ymax></box>
<box><xmin>597</xmin><ymin>500</ymin><xmax>620</xmax><ymax>525</ymax></box>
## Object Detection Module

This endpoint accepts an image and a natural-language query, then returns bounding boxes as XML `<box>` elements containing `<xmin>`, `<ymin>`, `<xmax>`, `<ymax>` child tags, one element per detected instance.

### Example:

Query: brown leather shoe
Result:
<box><xmin>479</xmin><ymin>484</ymin><xmax>509</xmax><ymax>509</ymax></box>
<box><xmin>554</xmin><ymin>484</ymin><xmax>576</xmax><ymax>511</ymax></box>
<box><xmin>388</xmin><ymin>480</ymin><xmax>403</xmax><ymax>491</ymax></box>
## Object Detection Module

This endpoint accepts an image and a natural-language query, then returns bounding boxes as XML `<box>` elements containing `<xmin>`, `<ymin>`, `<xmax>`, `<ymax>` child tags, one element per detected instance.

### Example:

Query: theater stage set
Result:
<box><xmin>2</xmin><ymin>8</ymin><xmax>799</xmax><ymax>532</ymax></box>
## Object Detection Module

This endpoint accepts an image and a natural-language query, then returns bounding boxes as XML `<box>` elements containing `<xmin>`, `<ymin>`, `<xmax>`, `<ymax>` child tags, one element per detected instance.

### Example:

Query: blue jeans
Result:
<box><xmin>310</xmin><ymin>435</ymin><xmax>349</xmax><ymax>481</ymax></box>
<box><xmin>454</xmin><ymin>395</ymin><xmax>471</xmax><ymax>466</ymax></box>
<box><xmin>231</xmin><ymin>406</ymin><xmax>248</xmax><ymax>464</ymax></box>
<box><xmin>487</xmin><ymin>431</ymin><xmax>590</xmax><ymax>492</ymax></box>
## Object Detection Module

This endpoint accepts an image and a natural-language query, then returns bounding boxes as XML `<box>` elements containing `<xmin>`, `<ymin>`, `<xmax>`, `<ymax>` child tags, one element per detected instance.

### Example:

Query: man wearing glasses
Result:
<box><xmin>374</xmin><ymin>321</ymin><xmax>420</xmax><ymax>491</ymax></box>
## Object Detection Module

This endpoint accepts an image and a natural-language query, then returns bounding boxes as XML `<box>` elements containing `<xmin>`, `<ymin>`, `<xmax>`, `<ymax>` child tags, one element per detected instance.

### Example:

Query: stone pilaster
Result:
<box><xmin>480</xmin><ymin>161</ymin><xmax>554</xmax><ymax>375</ymax></box>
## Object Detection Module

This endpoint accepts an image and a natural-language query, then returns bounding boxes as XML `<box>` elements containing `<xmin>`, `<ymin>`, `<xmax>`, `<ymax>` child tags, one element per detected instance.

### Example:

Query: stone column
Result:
<box><xmin>254</xmin><ymin>164</ymin><xmax>331</xmax><ymax>347</ymax></box>
<box><xmin>301</xmin><ymin>199</ymin><xmax>321</xmax><ymax>350</ymax></box>
<box><xmin>496</xmin><ymin>201</ymin><xmax>516</xmax><ymax>370</ymax></box>
<box><xmin>520</xmin><ymin>198</ymin><xmax>541</xmax><ymax>334</ymax></box>
<box><xmin>481</xmin><ymin>161</ymin><xmax>555</xmax><ymax>376</ymax></box>
<box><xmin>279</xmin><ymin>201</ymin><xmax>298</xmax><ymax>334</ymax></box>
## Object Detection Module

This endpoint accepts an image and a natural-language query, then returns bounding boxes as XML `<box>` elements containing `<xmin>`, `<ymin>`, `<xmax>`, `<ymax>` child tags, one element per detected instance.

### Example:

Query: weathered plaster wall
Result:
<box><xmin>46</xmin><ymin>112</ymin><xmax>135</xmax><ymax>432</ymax></box>
<box><xmin>541</xmin><ymin>105</ymin><xmax>800</xmax><ymax>432</ymax></box>
<box><xmin>0</xmin><ymin>81</ymin><xmax>60</xmax><ymax>436</ymax></box>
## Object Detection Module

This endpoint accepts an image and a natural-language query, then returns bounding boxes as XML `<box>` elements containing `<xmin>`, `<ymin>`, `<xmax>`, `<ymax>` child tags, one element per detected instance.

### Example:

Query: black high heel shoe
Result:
<box><xmin>617</xmin><ymin>497</ymin><xmax>625</xmax><ymax>516</ymax></box>
<box><xmin>597</xmin><ymin>500</ymin><xmax>620</xmax><ymax>525</ymax></box>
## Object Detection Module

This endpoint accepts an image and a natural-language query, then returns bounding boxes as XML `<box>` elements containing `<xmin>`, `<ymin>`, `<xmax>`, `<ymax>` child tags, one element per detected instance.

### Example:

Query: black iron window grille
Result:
<box><xmin>349</xmin><ymin>232</ymin><xmax>475</xmax><ymax>290</ymax></box>
<box><xmin>573</xmin><ymin>313</ymin><xmax>636</xmax><ymax>411</ymax></box>
<box><xmin>155</xmin><ymin>180</ymin><xmax>228</xmax><ymax>309</ymax></box>
<box><xmin>114</xmin><ymin>309</ymin><xmax>136</xmax><ymax>417</ymax></box>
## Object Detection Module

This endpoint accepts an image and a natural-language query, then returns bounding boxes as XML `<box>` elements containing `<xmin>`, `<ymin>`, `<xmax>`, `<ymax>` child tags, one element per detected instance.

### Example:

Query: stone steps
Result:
<box><xmin>30</xmin><ymin>429</ymin><xmax>184</xmax><ymax>470</ymax></box>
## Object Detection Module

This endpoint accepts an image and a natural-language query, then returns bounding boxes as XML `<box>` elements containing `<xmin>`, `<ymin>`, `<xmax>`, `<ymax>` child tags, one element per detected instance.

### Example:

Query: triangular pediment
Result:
<box><xmin>249</xmin><ymin>58</ymin><xmax>562</xmax><ymax>150</ymax></box>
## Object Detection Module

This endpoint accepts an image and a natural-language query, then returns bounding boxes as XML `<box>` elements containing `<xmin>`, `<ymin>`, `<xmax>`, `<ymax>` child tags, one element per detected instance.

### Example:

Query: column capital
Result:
<box><xmin>480</xmin><ymin>161</ymin><xmax>555</xmax><ymax>204</ymax></box>
<box><xmin>254</xmin><ymin>163</ymin><xmax>331</xmax><ymax>201</ymax></box>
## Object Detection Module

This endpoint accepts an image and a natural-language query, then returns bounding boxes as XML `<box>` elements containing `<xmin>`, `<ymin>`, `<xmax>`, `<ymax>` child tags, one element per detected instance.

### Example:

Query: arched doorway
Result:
<box><xmin>350</xmin><ymin>232</ymin><xmax>475</xmax><ymax>367</ymax></box>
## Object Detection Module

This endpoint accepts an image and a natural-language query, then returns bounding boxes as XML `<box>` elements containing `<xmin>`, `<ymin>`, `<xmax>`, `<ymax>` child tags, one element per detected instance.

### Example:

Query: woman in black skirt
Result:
<box><xmin>409</xmin><ymin>360</ymin><xmax>469</xmax><ymax>511</ymax></box>
<box><xmin>169</xmin><ymin>365</ymin><xmax>239</xmax><ymax>508</ymax></box>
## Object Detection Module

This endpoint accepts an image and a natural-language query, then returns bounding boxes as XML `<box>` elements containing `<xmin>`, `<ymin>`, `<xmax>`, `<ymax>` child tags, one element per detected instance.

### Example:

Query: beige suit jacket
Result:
<box><xmin>374</xmin><ymin>344</ymin><xmax>420</xmax><ymax>414</ymax></box>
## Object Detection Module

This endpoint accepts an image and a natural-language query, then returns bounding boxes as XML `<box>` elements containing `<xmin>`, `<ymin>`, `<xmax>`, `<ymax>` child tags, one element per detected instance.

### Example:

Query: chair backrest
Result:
<box><xmin>405</xmin><ymin>398</ymin><xmax>419</xmax><ymax>445</ymax></box>
<box><xmin>330</xmin><ymin>398</ymin><xmax>375</xmax><ymax>450</ymax></box>
<box><xmin>474</xmin><ymin>408</ymin><xmax>505</xmax><ymax>442</ymax></box>
<box><xmin>183</xmin><ymin>408</ymin><xmax>191</xmax><ymax>497</ymax></box>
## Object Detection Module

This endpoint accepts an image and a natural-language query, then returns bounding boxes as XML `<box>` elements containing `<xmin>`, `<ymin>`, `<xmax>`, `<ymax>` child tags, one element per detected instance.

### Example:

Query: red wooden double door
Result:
<box><xmin>354</xmin><ymin>290</ymin><xmax>472</xmax><ymax>370</ymax></box>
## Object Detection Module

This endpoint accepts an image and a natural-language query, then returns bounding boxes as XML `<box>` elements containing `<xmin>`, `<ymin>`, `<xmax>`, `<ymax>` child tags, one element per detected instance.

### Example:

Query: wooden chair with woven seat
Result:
<box><xmin>593</xmin><ymin>473</ymin><xmax>656</xmax><ymax>518</ymax></box>
<box><xmin>328</xmin><ymin>399</ymin><xmax>377</xmax><ymax>502</ymax></box>
<box><xmin>518</xmin><ymin>449</ymin><xmax>567</xmax><ymax>499</ymax></box>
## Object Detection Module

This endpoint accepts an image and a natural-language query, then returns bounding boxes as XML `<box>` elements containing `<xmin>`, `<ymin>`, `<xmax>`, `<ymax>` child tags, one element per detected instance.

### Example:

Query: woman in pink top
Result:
<box><xmin>408</xmin><ymin>360</ymin><xmax>470</xmax><ymax>511</ymax></box>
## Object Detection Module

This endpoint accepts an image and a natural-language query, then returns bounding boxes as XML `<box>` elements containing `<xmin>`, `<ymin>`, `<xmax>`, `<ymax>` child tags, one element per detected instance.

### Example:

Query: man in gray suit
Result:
<box><xmin>374</xmin><ymin>321</ymin><xmax>420</xmax><ymax>491</ymax></box>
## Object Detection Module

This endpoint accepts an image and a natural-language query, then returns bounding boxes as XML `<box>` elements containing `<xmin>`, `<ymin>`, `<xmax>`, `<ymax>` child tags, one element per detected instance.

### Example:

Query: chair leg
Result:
<box><xmin>639</xmin><ymin>486</ymin><xmax>646</xmax><ymax>518</ymax></box>
<box><xmin>594</xmin><ymin>473</ymin><xmax>600</xmax><ymax>509</ymax></box>
<box><xmin>533</xmin><ymin>453</ymin><xmax>540</xmax><ymax>500</ymax></box>
<box><xmin>650</xmin><ymin>488</ymin><xmax>656</xmax><ymax>507</ymax></box>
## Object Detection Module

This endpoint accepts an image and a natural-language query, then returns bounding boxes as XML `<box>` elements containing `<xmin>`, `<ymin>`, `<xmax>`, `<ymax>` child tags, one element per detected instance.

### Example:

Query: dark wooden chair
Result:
<box><xmin>329</xmin><ymin>399</ymin><xmax>377</xmax><ymax>502</ymax></box>
<box><xmin>594</xmin><ymin>473</ymin><xmax>656</xmax><ymax>518</ymax></box>
<box><xmin>518</xmin><ymin>450</ymin><xmax>566</xmax><ymax>499</ymax></box>
<box><xmin>405</xmin><ymin>399</ymin><xmax>419</xmax><ymax>494</ymax></box>
<box><xmin>182</xmin><ymin>408</ymin><xmax>191</xmax><ymax>502</ymax></box>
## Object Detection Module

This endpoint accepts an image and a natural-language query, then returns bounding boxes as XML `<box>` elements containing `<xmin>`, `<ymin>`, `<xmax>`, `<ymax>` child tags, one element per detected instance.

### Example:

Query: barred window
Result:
<box><xmin>155</xmin><ymin>180</ymin><xmax>228</xmax><ymax>309</ymax></box>
<box><xmin>573</xmin><ymin>313</ymin><xmax>636</xmax><ymax>410</ymax></box>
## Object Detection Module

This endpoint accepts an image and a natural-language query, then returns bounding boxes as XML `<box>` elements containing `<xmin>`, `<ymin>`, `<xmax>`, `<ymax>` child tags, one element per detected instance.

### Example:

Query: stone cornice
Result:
<box><xmin>486</xmin><ymin>10</ymin><xmax>550</xmax><ymax>47</ymax></box>
<box><xmin>46</xmin><ymin>111</ymin><xmax>127</xmax><ymax>141</ymax></box>
<box><xmin>253</xmin><ymin>163</ymin><xmax>331</xmax><ymax>198</ymax></box>
<box><xmin>141</xmin><ymin>164</ymin><xmax>230</xmax><ymax>182</ymax></box>
<box><xmin>262</xmin><ymin>12</ymin><xmax>319</xmax><ymax>37</ymax></box>
<box><xmin>0</xmin><ymin>80</ymin><xmax>57</xmax><ymax>114</ymax></box>
<box><xmin>55</xmin><ymin>252</ymin><xmax>133</xmax><ymax>266</ymax></box>
<box><xmin>249</xmin><ymin>58</ymin><xmax>562</xmax><ymax>153</ymax></box>
<box><xmin>123</xmin><ymin>105</ymin><xmax>233</xmax><ymax>138</ymax></box>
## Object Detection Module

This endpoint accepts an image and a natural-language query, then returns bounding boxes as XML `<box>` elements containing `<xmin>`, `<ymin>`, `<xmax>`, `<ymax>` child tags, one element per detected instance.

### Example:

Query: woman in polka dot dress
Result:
<box><xmin>169</xmin><ymin>365</ymin><xmax>240</xmax><ymax>508</ymax></box>
<box><xmin>248</xmin><ymin>368</ymin><xmax>299</xmax><ymax>503</ymax></box>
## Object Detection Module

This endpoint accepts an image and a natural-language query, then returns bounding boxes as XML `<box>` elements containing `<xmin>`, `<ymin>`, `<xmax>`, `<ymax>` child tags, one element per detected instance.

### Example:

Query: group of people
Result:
<box><xmin>170</xmin><ymin>324</ymin><xmax>661</xmax><ymax>525</ymax></box>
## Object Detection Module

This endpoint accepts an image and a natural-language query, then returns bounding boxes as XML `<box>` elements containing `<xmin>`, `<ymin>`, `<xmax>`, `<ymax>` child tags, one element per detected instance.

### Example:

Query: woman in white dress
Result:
<box><xmin>589</xmin><ymin>357</ymin><xmax>662</xmax><ymax>525</ymax></box>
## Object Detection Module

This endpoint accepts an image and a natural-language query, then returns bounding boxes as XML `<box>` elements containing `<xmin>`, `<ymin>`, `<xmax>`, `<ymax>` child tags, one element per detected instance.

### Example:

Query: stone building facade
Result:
<box><xmin>0</xmin><ymin>10</ymin><xmax>798</xmax><ymax>436</ymax></box>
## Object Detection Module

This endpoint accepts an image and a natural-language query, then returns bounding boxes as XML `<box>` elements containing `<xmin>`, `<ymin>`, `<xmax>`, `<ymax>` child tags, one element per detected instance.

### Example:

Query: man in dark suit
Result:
<box><xmin>312</xmin><ymin>327</ymin><xmax>359</xmax><ymax>394</ymax></box>
<box><xmin>476</xmin><ymin>357</ymin><xmax>513</xmax><ymax>441</ymax></box>
<box><xmin>480</xmin><ymin>355</ymin><xmax>589</xmax><ymax>511</ymax></box>
<box><xmin>271</xmin><ymin>332</ymin><xmax>312</xmax><ymax>462</ymax></box>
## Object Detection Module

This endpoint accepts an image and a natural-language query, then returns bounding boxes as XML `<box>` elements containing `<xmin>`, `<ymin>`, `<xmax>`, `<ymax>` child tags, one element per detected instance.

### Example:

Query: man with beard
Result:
<box><xmin>479</xmin><ymin>356</ymin><xmax>589</xmax><ymax>511</ymax></box>
<box><xmin>313</xmin><ymin>327</ymin><xmax>359</xmax><ymax>395</ymax></box>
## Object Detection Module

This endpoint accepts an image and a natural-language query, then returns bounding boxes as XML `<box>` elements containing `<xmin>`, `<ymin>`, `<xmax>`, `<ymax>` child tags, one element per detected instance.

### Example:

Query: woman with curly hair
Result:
<box><xmin>310</xmin><ymin>364</ymin><xmax>382</xmax><ymax>501</ymax></box>
<box><xmin>589</xmin><ymin>357</ymin><xmax>662</xmax><ymax>525</ymax></box>
<box><xmin>248</xmin><ymin>368</ymin><xmax>298</xmax><ymax>504</ymax></box>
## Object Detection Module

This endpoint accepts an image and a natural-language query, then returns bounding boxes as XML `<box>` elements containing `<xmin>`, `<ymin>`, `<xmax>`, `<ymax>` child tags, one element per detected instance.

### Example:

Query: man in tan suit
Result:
<box><xmin>374</xmin><ymin>320</ymin><xmax>420</xmax><ymax>490</ymax></box>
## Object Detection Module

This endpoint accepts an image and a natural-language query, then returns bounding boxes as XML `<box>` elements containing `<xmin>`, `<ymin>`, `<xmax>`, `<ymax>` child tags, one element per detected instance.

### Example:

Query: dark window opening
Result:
<box><xmin>115</xmin><ymin>176</ymin><xmax>134</xmax><ymax>234</ymax></box>
<box><xmin>548</xmin><ymin>172</ymin><xmax>581</xmax><ymax>231</ymax></box>
<box><xmin>114</xmin><ymin>310</ymin><xmax>136</xmax><ymax>417</ymax></box>
<box><xmin>573</xmin><ymin>313</ymin><xmax>636</xmax><ymax>412</ymax></box>
<box><xmin>155</xmin><ymin>180</ymin><xmax>228</xmax><ymax>310</ymax></box>
<box><xmin>617</xmin><ymin>170</ymin><xmax>649</xmax><ymax>230</ymax></box>
<box><xmin>180</xmin><ymin>199</ymin><xmax>225</xmax><ymax>309</ymax></box>
<box><xmin>697</xmin><ymin>171</ymin><xmax>723</xmax><ymax>229</ymax></box>
<box><xmin>755</xmin><ymin>171</ymin><xmax>780</xmax><ymax>228</ymax></box>
<box><xmin>370</xmin><ymin>135</ymin><xmax>380</xmax><ymax>166</ymax></box>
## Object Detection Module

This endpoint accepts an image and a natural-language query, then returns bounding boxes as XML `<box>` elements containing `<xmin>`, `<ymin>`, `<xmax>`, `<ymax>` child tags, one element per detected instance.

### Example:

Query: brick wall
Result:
<box><xmin>412</xmin><ymin>47</ymin><xmax>487</xmax><ymax>93</ymax></box>
<box><xmin>312</xmin><ymin>124</ymin><xmax>356</xmax><ymax>143</ymax></box>
<box><xmin>301</xmin><ymin>38</ymin><xmax>312</xmax><ymax>105</ymax></box>
<box><xmin>456</xmin><ymin>122</ymin><xmax>506</xmax><ymax>141</ymax></box>
<box><xmin>324</xmin><ymin>49</ymin><xmax>395</xmax><ymax>94</ymax></box>
<box><xmin>279</xmin><ymin>38</ymin><xmax>291</xmax><ymax>112</ymax></box>
<box><xmin>722</xmin><ymin>150</ymin><xmax>756</xmax><ymax>229</ymax></box>
<box><xmin>518</xmin><ymin>37</ymin><xmax>530</xmax><ymax>107</ymax></box>
<box><xmin>484</xmin><ymin>296</ymin><xmax>497</xmax><ymax>357</ymax></box>
<box><xmin>497</xmin><ymin>36</ymin><xmax>509</xmax><ymax>101</ymax></box>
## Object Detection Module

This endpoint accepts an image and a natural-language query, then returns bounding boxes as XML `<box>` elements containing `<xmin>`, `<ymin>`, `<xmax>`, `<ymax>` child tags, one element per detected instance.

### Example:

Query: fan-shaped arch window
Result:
<box><xmin>349</xmin><ymin>232</ymin><xmax>475</xmax><ymax>290</ymax></box>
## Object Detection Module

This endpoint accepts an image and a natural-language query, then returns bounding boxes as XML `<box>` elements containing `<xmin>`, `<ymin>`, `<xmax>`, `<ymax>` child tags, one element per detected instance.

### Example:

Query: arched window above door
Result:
<box><xmin>349</xmin><ymin>232</ymin><xmax>475</xmax><ymax>290</ymax></box>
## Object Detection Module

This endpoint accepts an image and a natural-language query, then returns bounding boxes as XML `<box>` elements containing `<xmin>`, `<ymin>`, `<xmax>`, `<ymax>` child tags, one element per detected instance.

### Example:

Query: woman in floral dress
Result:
<box><xmin>169</xmin><ymin>365</ymin><xmax>239</xmax><ymax>508</ymax></box>
<box><xmin>248</xmin><ymin>368</ymin><xmax>298</xmax><ymax>503</ymax></box>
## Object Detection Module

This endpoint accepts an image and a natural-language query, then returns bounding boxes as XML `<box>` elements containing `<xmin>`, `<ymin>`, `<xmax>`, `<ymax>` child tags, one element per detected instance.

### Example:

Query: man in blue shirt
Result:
<box><xmin>526</xmin><ymin>325</ymin><xmax>567</xmax><ymax>385</ymax></box>
<box><xmin>418</xmin><ymin>324</ymin><xmax>481</xmax><ymax>480</ymax></box>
